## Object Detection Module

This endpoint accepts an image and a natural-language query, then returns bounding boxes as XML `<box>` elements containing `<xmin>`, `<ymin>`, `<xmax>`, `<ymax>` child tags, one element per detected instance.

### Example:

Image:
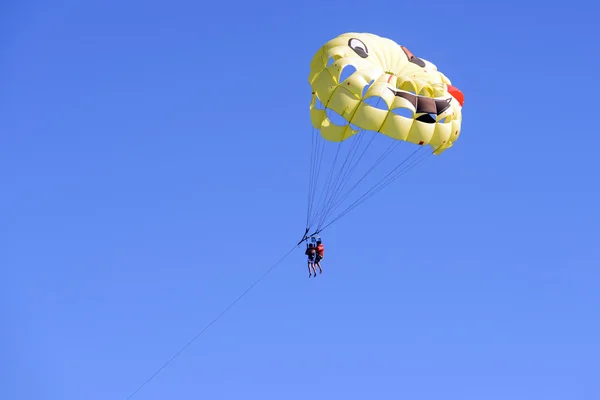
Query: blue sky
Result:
<box><xmin>2</xmin><ymin>0</ymin><xmax>599</xmax><ymax>399</ymax></box>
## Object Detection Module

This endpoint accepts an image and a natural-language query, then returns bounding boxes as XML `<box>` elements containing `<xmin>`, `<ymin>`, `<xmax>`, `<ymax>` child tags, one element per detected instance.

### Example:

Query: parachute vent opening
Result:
<box><xmin>325</xmin><ymin>55</ymin><xmax>342</xmax><ymax>67</ymax></box>
<box><xmin>315</xmin><ymin>97</ymin><xmax>326</xmax><ymax>110</ymax></box>
<box><xmin>438</xmin><ymin>115</ymin><xmax>452</xmax><ymax>124</ymax></box>
<box><xmin>363</xmin><ymin>96</ymin><xmax>388</xmax><ymax>111</ymax></box>
<box><xmin>326</xmin><ymin>108</ymin><xmax>349</xmax><ymax>126</ymax></box>
<box><xmin>391</xmin><ymin>107</ymin><xmax>414</xmax><ymax>119</ymax></box>
<box><xmin>361</xmin><ymin>79</ymin><xmax>375</xmax><ymax>98</ymax></box>
<box><xmin>339</xmin><ymin>64</ymin><xmax>357</xmax><ymax>84</ymax></box>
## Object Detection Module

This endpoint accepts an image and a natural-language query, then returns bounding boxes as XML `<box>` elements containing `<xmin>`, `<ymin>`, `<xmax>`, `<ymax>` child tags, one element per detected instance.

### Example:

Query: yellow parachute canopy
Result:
<box><xmin>308</xmin><ymin>32</ymin><xmax>464</xmax><ymax>155</ymax></box>
<box><xmin>301</xmin><ymin>32</ymin><xmax>465</xmax><ymax>239</ymax></box>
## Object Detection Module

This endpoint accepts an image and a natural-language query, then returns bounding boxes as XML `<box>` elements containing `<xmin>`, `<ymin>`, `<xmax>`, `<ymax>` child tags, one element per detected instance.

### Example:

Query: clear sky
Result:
<box><xmin>2</xmin><ymin>0</ymin><xmax>599</xmax><ymax>399</ymax></box>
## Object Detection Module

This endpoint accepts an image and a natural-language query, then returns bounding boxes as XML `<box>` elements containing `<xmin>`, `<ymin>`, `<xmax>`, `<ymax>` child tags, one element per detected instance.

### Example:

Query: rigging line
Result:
<box><xmin>319</xmin><ymin>147</ymin><xmax>431</xmax><ymax>231</ymax></box>
<box><xmin>326</xmin><ymin>150</ymin><xmax>432</xmax><ymax>228</ymax></box>
<box><xmin>357</xmin><ymin>148</ymin><xmax>432</xmax><ymax>205</ymax></box>
<box><xmin>314</xmin><ymin>143</ymin><xmax>390</xmax><ymax>230</ymax></box>
<box><xmin>313</xmin><ymin>89</ymin><xmax>396</xmax><ymax>229</ymax></box>
<box><xmin>306</xmin><ymin>126</ymin><xmax>317</xmax><ymax>228</ymax></box>
<box><xmin>315</xmin><ymin>84</ymin><xmax>389</xmax><ymax>224</ymax></box>
<box><xmin>314</xmin><ymin>134</ymin><xmax>370</xmax><ymax>229</ymax></box>
<box><xmin>371</xmin><ymin>153</ymin><xmax>431</xmax><ymax>198</ymax></box>
<box><xmin>318</xmin><ymin>111</ymin><xmax>349</xmax><ymax>203</ymax></box>
<box><xmin>374</xmin><ymin>147</ymin><xmax>432</xmax><ymax>191</ymax></box>
<box><xmin>324</xmin><ymin>129</ymin><xmax>374</xmax><ymax>205</ymax></box>
<box><xmin>307</xmin><ymin>133</ymin><xmax>326</xmax><ymax>229</ymax></box>
<box><xmin>309</xmin><ymin>78</ymin><xmax>389</xmax><ymax>229</ymax></box>
<box><xmin>307</xmin><ymin>123</ymin><xmax>327</xmax><ymax>228</ymax></box>
<box><xmin>315</xmin><ymin>131</ymin><xmax>389</xmax><ymax>228</ymax></box>
<box><xmin>125</xmin><ymin>244</ymin><xmax>298</xmax><ymax>400</ymax></box>
<box><xmin>315</xmin><ymin>139</ymin><xmax>402</xmax><ymax>229</ymax></box>
<box><xmin>318</xmin><ymin>146</ymin><xmax>424</xmax><ymax>231</ymax></box>
<box><xmin>336</xmin><ymin>146</ymin><xmax>425</xmax><ymax>215</ymax></box>
<box><xmin>311</xmin><ymin>110</ymin><xmax>366</xmax><ymax>226</ymax></box>
<box><xmin>315</xmin><ymin>128</ymin><xmax>367</xmax><ymax>227</ymax></box>
<box><xmin>333</xmin><ymin>130</ymin><xmax>377</xmax><ymax>192</ymax></box>
<box><xmin>308</xmin><ymin>131</ymin><xmax>344</xmax><ymax>228</ymax></box>
<box><xmin>306</xmin><ymin>126</ymin><xmax>319</xmax><ymax>228</ymax></box>
<box><xmin>309</xmin><ymin>133</ymin><xmax>327</xmax><ymax>222</ymax></box>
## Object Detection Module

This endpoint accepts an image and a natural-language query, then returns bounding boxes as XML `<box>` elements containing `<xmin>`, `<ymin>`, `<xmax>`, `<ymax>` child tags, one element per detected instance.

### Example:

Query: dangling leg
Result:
<box><xmin>310</xmin><ymin>260</ymin><xmax>317</xmax><ymax>277</ymax></box>
<box><xmin>308</xmin><ymin>261</ymin><xmax>312</xmax><ymax>277</ymax></box>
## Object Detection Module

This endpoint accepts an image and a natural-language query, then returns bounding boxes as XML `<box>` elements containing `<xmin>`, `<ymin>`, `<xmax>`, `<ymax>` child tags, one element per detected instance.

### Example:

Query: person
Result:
<box><xmin>305</xmin><ymin>243</ymin><xmax>317</xmax><ymax>277</ymax></box>
<box><xmin>315</xmin><ymin>240</ymin><xmax>324</xmax><ymax>274</ymax></box>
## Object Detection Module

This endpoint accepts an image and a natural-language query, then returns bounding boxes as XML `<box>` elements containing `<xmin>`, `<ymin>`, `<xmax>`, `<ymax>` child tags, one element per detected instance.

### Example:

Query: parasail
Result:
<box><xmin>301</xmin><ymin>32</ymin><xmax>464</xmax><ymax>242</ymax></box>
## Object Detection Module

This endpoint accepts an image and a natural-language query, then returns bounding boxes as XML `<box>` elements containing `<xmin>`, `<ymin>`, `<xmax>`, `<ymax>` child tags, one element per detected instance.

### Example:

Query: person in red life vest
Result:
<box><xmin>315</xmin><ymin>240</ymin><xmax>324</xmax><ymax>274</ymax></box>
